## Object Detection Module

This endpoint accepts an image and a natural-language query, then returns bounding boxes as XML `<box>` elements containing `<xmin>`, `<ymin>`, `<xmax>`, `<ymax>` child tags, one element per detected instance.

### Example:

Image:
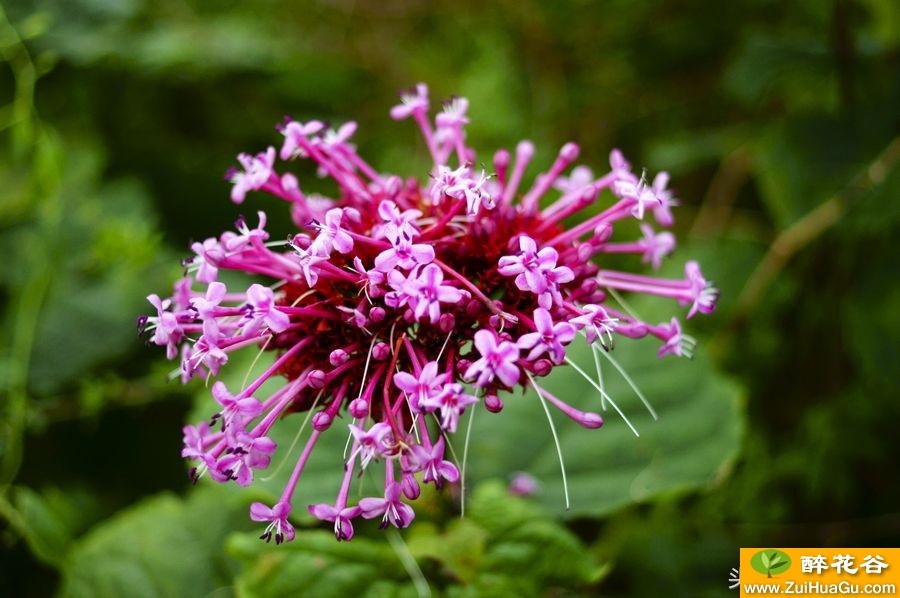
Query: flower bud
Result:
<box><xmin>401</xmin><ymin>472</ymin><xmax>420</xmax><ymax>500</ymax></box>
<box><xmin>532</xmin><ymin>359</ymin><xmax>553</xmax><ymax>377</ymax></box>
<box><xmin>369</xmin><ymin>307</ymin><xmax>386</xmax><ymax>322</ymax></box>
<box><xmin>307</xmin><ymin>369</ymin><xmax>326</xmax><ymax>389</ymax></box>
<box><xmin>372</xmin><ymin>342</ymin><xmax>390</xmax><ymax>361</ymax></box>
<box><xmin>593</xmin><ymin>222</ymin><xmax>614</xmax><ymax>243</ymax></box>
<box><xmin>329</xmin><ymin>349</ymin><xmax>349</xmax><ymax>367</ymax></box>
<box><xmin>578</xmin><ymin>411</ymin><xmax>604</xmax><ymax>429</ymax></box>
<box><xmin>485</xmin><ymin>394</ymin><xmax>503</xmax><ymax>413</ymax></box>
<box><xmin>560</xmin><ymin>142</ymin><xmax>580</xmax><ymax>162</ymax></box>
<box><xmin>349</xmin><ymin>398</ymin><xmax>369</xmax><ymax>419</ymax></box>
<box><xmin>439</xmin><ymin>313</ymin><xmax>456</xmax><ymax>333</ymax></box>
<box><xmin>312</xmin><ymin>411</ymin><xmax>333</xmax><ymax>431</ymax></box>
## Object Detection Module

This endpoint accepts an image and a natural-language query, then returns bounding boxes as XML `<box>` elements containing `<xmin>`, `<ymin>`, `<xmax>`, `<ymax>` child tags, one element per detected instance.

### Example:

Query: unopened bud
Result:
<box><xmin>578</xmin><ymin>412</ymin><xmax>604</xmax><ymax>429</ymax></box>
<box><xmin>329</xmin><ymin>349</ymin><xmax>349</xmax><ymax>367</ymax></box>
<box><xmin>485</xmin><ymin>394</ymin><xmax>504</xmax><ymax>413</ymax></box>
<box><xmin>373</xmin><ymin>342</ymin><xmax>390</xmax><ymax>361</ymax></box>
<box><xmin>532</xmin><ymin>359</ymin><xmax>552</xmax><ymax>377</ymax></box>
<box><xmin>593</xmin><ymin>222</ymin><xmax>614</xmax><ymax>243</ymax></box>
<box><xmin>439</xmin><ymin>313</ymin><xmax>456</xmax><ymax>333</ymax></box>
<box><xmin>349</xmin><ymin>398</ymin><xmax>369</xmax><ymax>419</ymax></box>
<box><xmin>312</xmin><ymin>411</ymin><xmax>333</xmax><ymax>431</ymax></box>
<box><xmin>401</xmin><ymin>472</ymin><xmax>420</xmax><ymax>500</ymax></box>
<box><xmin>307</xmin><ymin>369</ymin><xmax>326</xmax><ymax>389</ymax></box>
<box><xmin>560</xmin><ymin>142</ymin><xmax>580</xmax><ymax>162</ymax></box>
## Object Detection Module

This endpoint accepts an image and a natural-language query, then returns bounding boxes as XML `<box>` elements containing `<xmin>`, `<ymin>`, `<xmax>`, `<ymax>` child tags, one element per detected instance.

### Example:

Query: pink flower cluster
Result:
<box><xmin>139</xmin><ymin>83</ymin><xmax>717</xmax><ymax>544</ymax></box>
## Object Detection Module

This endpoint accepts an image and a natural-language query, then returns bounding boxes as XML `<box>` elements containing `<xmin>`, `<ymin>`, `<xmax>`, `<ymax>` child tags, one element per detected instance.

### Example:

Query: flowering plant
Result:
<box><xmin>139</xmin><ymin>83</ymin><xmax>717</xmax><ymax>544</ymax></box>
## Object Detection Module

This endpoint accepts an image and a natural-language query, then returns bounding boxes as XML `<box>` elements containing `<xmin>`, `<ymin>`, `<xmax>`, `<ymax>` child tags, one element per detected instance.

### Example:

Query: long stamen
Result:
<box><xmin>526</xmin><ymin>372</ymin><xmax>570</xmax><ymax>511</ymax></box>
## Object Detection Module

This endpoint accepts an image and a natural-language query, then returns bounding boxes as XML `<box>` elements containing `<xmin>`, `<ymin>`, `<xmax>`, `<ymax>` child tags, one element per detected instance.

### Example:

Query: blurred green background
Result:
<box><xmin>1</xmin><ymin>0</ymin><xmax>899</xmax><ymax>596</ymax></box>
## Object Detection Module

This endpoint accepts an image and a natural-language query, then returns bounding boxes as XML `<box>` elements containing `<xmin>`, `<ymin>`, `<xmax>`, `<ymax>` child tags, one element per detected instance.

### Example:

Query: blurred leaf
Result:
<box><xmin>227</xmin><ymin>530</ymin><xmax>411</xmax><ymax>598</ymax></box>
<box><xmin>724</xmin><ymin>35</ymin><xmax>835</xmax><ymax>111</ymax></box>
<box><xmin>59</xmin><ymin>485</ymin><xmax>248</xmax><ymax>598</ymax></box>
<box><xmin>466</xmin><ymin>341</ymin><xmax>743</xmax><ymax>518</ymax></box>
<box><xmin>406</xmin><ymin>519</ymin><xmax>487</xmax><ymax>584</ymax></box>
<box><xmin>466</xmin><ymin>482</ymin><xmax>607</xmax><ymax>592</ymax></box>
<box><xmin>9</xmin><ymin>486</ymin><xmax>101</xmax><ymax>566</ymax></box>
<box><xmin>24</xmin><ymin>168</ymin><xmax>173</xmax><ymax>394</ymax></box>
<box><xmin>226</xmin><ymin>480</ymin><xmax>604</xmax><ymax>597</ymax></box>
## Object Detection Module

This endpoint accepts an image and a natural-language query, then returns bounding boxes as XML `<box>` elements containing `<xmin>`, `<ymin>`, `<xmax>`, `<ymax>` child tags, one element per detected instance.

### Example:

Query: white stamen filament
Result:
<box><xmin>526</xmin><ymin>372</ymin><xmax>570</xmax><ymax>511</ymax></box>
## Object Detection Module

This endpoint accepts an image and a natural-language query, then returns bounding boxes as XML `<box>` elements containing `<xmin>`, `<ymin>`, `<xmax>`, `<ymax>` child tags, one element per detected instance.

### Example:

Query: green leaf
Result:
<box><xmin>8</xmin><ymin>486</ymin><xmax>101</xmax><ymax>566</ymax></box>
<box><xmin>769</xmin><ymin>553</ymin><xmax>781</xmax><ymax>566</ymax></box>
<box><xmin>406</xmin><ymin>519</ymin><xmax>487</xmax><ymax>583</ymax></box>
<box><xmin>227</xmin><ymin>530</ymin><xmax>409</xmax><ymax>598</ymax></box>
<box><xmin>761</xmin><ymin>551</ymin><xmax>770</xmax><ymax>569</ymax></box>
<box><xmin>59</xmin><ymin>486</ymin><xmax>249</xmax><ymax>598</ymax></box>
<box><xmin>465</xmin><ymin>340</ymin><xmax>744</xmax><ymax>518</ymax></box>
<box><xmin>770</xmin><ymin>560</ymin><xmax>789</xmax><ymax>571</ymax></box>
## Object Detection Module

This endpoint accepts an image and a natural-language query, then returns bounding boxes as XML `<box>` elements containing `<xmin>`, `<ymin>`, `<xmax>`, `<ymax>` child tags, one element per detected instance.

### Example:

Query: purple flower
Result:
<box><xmin>376</xmin><ymin>200</ymin><xmax>422</xmax><ymax>243</ymax></box>
<box><xmin>171</xmin><ymin>277</ymin><xmax>195</xmax><ymax>311</ymax></box>
<box><xmin>465</xmin><ymin>329</ymin><xmax>520</xmax><ymax>388</ymax></box>
<box><xmin>657</xmin><ymin>317</ymin><xmax>696</xmax><ymax>358</ymax></box>
<box><xmin>308</xmin><ymin>503</ymin><xmax>362</xmax><ymax>541</ymax></box>
<box><xmin>183</xmin><ymin>332</ymin><xmax>228</xmax><ymax>377</ymax></box>
<box><xmin>408</xmin><ymin>264</ymin><xmax>465</xmax><ymax>324</ymax></box>
<box><xmin>222</xmin><ymin>211</ymin><xmax>270</xmax><ymax>252</ymax></box>
<box><xmin>420</xmin><ymin>382</ymin><xmax>478</xmax><ymax>433</ymax></box>
<box><xmin>352</xmin><ymin>256</ymin><xmax>385</xmax><ymax>299</ymax></box>
<box><xmin>217</xmin><ymin>432</ymin><xmax>276</xmax><ymax>486</ymax></box>
<box><xmin>651</xmin><ymin>172</ymin><xmax>678</xmax><ymax>227</ymax></box>
<box><xmin>189</xmin><ymin>238</ymin><xmax>226</xmax><ymax>283</ymax></box>
<box><xmin>358</xmin><ymin>482</ymin><xmax>415</xmax><ymax>529</ymax></box>
<box><xmin>181</xmin><ymin>421</ymin><xmax>214</xmax><ymax>462</ymax></box>
<box><xmin>517</xmin><ymin>308</ymin><xmax>577</xmax><ymax>365</ymax></box>
<box><xmin>406</xmin><ymin>436</ymin><xmax>459</xmax><ymax>488</ymax></box>
<box><xmin>638</xmin><ymin>223</ymin><xmax>675</xmax><ymax>270</ymax></box>
<box><xmin>251</xmin><ymin>501</ymin><xmax>295</xmax><ymax>544</ymax></box>
<box><xmin>279</xmin><ymin>119</ymin><xmax>324</xmax><ymax>160</ymax></box>
<box><xmin>554</xmin><ymin>165</ymin><xmax>594</xmax><ymax>194</ymax></box>
<box><xmin>211</xmin><ymin>381</ymin><xmax>263</xmax><ymax>433</ymax></box>
<box><xmin>509</xmin><ymin>472</ymin><xmax>540</xmax><ymax>497</ymax></box>
<box><xmin>429</xmin><ymin>165</ymin><xmax>468</xmax><ymax>206</ymax></box>
<box><xmin>243</xmin><ymin>284</ymin><xmax>291</xmax><ymax>334</ymax></box>
<box><xmin>374</xmin><ymin>237</ymin><xmax>435</xmax><ymax>272</ymax></box>
<box><xmin>348</xmin><ymin>422</ymin><xmax>393</xmax><ymax>469</ymax></box>
<box><xmin>190</xmin><ymin>281</ymin><xmax>227</xmax><ymax>335</ymax></box>
<box><xmin>613</xmin><ymin>177</ymin><xmax>661</xmax><ymax>220</ymax></box>
<box><xmin>289</xmin><ymin>242</ymin><xmax>326</xmax><ymax>288</ymax></box>
<box><xmin>569</xmin><ymin>304</ymin><xmax>618</xmax><ymax>349</ymax></box>
<box><xmin>141</xmin><ymin>82</ymin><xmax>718</xmax><ymax>546</ymax></box>
<box><xmin>609</xmin><ymin>149</ymin><xmax>635</xmax><ymax>182</ymax></box>
<box><xmin>390</xmin><ymin>83</ymin><xmax>429</xmax><ymax>121</ymax></box>
<box><xmin>684</xmin><ymin>261</ymin><xmax>719</xmax><ymax>319</ymax></box>
<box><xmin>394</xmin><ymin>360</ymin><xmax>450</xmax><ymax>412</ymax></box>
<box><xmin>436</xmin><ymin>97</ymin><xmax>469</xmax><ymax>130</ymax></box>
<box><xmin>310</xmin><ymin>208</ymin><xmax>356</xmax><ymax>257</ymax></box>
<box><xmin>498</xmin><ymin>235</ymin><xmax>550</xmax><ymax>293</ymax></box>
<box><xmin>146</xmin><ymin>294</ymin><xmax>182</xmax><ymax>359</ymax></box>
<box><xmin>538</xmin><ymin>262</ymin><xmax>575</xmax><ymax>309</ymax></box>
<box><xmin>446</xmin><ymin>168</ymin><xmax>495</xmax><ymax>215</ymax></box>
<box><xmin>229</xmin><ymin>147</ymin><xmax>275</xmax><ymax>204</ymax></box>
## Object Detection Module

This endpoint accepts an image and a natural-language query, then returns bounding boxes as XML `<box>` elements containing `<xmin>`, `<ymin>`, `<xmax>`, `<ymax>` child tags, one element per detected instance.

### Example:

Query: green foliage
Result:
<box><xmin>466</xmin><ymin>341</ymin><xmax>742</xmax><ymax>516</ymax></box>
<box><xmin>59</xmin><ymin>486</ymin><xmax>249</xmax><ymax>598</ymax></box>
<box><xmin>225</xmin><ymin>481</ymin><xmax>606</xmax><ymax>598</ymax></box>
<box><xmin>2</xmin><ymin>0</ymin><xmax>899</xmax><ymax>596</ymax></box>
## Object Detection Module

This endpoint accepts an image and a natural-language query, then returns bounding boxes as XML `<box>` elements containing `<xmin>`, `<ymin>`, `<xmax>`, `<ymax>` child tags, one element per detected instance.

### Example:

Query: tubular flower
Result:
<box><xmin>140</xmin><ymin>83</ymin><xmax>718</xmax><ymax>544</ymax></box>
